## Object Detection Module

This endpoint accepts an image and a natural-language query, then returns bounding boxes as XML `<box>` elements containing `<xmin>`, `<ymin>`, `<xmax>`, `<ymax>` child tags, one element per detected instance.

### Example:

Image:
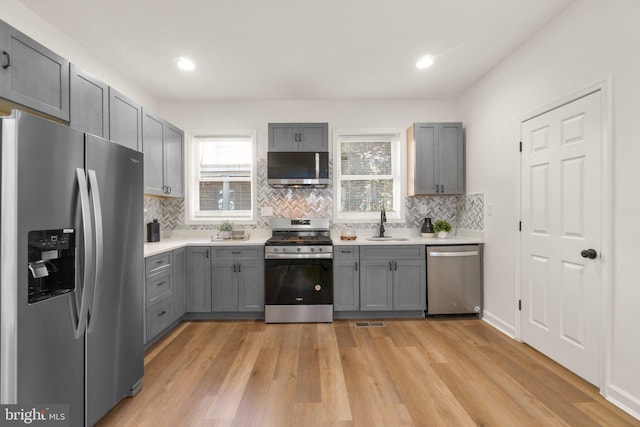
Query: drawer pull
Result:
<box><xmin>156</xmin><ymin>281</ymin><xmax>166</xmax><ymax>287</ymax></box>
<box><xmin>2</xmin><ymin>51</ymin><xmax>10</xmax><ymax>70</ymax></box>
<box><xmin>231</xmin><ymin>251</ymin><xmax>241</xmax><ymax>255</ymax></box>
<box><xmin>156</xmin><ymin>260</ymin><xmax>165</xmax><ymax>264</ymax></box>
<box><xmin>158</xmin><ymin>310</ymin><xmax>167</xmax><ymax>317</ymax></box>
<box><xmin>341</xmin><ymin>250</ymin><xmax>352</xmax><ymax>254</ymax></box>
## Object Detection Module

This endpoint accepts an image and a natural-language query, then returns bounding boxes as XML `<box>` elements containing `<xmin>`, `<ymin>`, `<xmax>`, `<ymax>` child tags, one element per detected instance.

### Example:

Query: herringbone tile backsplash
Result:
<box><xmin>144</xmin><ymin>158</ymin><xmax>484</xmax><ymax>232</ymax></box>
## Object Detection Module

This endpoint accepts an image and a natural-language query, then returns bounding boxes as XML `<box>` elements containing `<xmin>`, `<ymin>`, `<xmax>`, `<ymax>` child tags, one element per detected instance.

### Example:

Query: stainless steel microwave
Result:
<box><xmin>267</xmin><ymin>151</ymin><xmax>329</xmax><ymax>188</ymax></box>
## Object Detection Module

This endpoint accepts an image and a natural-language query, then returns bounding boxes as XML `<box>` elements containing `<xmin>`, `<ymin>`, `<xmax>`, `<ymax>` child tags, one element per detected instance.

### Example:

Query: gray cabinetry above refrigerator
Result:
<box><xmin>408</xmin><ymin>122</ymin><xmax>464</xmax><ymax>195</ymax></box>
<box><xmin>0</xmin><ymin>19</ymin><xmax>70</xmax><ymax>121</ymax></box>
<box><xmin>109</xmin><ymin>87</ymin><xmax>142</xmax><ymax>151</ymax></box>
<box><xmin>70</xmin><ymin>64</ymin><xmax>110</xmax><ymax>138</ymax></box>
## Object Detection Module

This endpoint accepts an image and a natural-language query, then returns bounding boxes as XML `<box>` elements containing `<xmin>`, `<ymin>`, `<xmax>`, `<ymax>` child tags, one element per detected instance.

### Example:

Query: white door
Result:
<box><xmin>520</xmin><ymin>90</ymin><xmax>602</xmax><ymax>386</ymax></box>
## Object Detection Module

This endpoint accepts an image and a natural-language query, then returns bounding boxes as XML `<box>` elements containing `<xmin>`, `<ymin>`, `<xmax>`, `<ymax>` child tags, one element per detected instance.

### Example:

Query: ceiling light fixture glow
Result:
<box><xmin>177</xmin><ymin>57</ymin><xmax>195</xmax><ymax>71</ymax></box>
<box><xmin>416</xmin><ymin>55</ymin><xmax>434</xmax><ymax>69</ymax></box>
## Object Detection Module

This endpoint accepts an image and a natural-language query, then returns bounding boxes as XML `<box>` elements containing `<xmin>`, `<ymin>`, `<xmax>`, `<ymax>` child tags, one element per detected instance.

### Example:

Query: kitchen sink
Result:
<box><xmin>366</xmin><ymin>236</ymin><xmax>409</xmax><ymax>241</ymax></box>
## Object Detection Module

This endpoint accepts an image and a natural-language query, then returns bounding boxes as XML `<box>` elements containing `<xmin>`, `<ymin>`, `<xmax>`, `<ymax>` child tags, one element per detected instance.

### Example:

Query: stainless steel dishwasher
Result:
<box><xmin>426</xmin><ymin>245</ymin><xmax>482</xmax><ymax>316</ymax></box>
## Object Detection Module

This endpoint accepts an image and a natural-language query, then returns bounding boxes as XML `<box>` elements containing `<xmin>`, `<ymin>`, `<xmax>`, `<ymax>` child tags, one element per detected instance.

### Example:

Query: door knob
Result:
<box><xmin>580</xmin><ymin>249</ymin><xmax>598</xmax><ymax>259</ymax></box>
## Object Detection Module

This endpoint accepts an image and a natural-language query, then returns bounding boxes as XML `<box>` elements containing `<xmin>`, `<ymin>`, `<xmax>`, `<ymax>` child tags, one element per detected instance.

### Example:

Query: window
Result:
<box><xmin>185</xmin><ymin>131</ymin><xmax>257</xmax><ymax>224</ymax></box>
<box><xmin>334</xmin><ymin>129</ymin><xmax>405</xmax><ymax>222</ymax></box>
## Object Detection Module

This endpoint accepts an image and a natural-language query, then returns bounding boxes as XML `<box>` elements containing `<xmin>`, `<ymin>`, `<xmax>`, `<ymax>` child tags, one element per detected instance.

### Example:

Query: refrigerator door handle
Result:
<box><xmin>87</xmin><ymin>169</ymin><xmax>104</xmax><ymax>334</ymax></box>
<box><xmin>74</xmin><ymin>168</ymin><xmax>95</xmax><ymax>339</ymax></box>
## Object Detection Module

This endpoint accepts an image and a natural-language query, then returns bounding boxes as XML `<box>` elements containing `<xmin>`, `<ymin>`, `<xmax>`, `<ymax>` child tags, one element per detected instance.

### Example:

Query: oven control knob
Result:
<box><xmin>273</xmin><ymin>248</ymin><xmax>279</xmax><ymax>252</ymax></box>
<box><xmin>318</xmin><ymin>247</ymin><xmax>323</xmax><ymax>252</ymax></box>
<box><xmin>315</xmin><ymin>284</ymin><xmax>322</xmax><ymax>291</ymax></box>
<box><xmin>310</xmin><ymin>247</ymin><xmax>315</xmax><ymax>252</ymax></box>
<box><xmin>297</xmin><ymin>247</ymin><xmax>301</xmax><ymax>252</ymax></box>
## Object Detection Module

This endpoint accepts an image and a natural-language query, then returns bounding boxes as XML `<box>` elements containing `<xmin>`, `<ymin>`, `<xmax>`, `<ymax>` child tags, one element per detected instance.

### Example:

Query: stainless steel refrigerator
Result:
<box><xmin>0</xmin><ymin>111</ymin><xmax>144</xmax><ymax>426</ymax></box>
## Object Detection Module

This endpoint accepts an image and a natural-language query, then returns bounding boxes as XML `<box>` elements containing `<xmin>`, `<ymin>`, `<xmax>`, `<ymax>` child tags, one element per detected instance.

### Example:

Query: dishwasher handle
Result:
<box><xmin>429</xmin><ymin>250</ymin><xmax>479</xmax><ymax>257</ymax></box>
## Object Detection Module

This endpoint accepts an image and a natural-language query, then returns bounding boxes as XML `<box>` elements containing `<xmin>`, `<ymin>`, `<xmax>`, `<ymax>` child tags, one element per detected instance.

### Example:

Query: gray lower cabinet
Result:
<box><xmin>186</xmin><ymin>247</ymin><xmax>212</xmax><ymax>312</ymax></box>
<box><xmin>0</xmin><ymin>19</ymin><xmax>70</xmax><ymax>121</ymax></box>
<box><xmin>333</xmin><ymin>246</ymin><xmax>360</xmax><ymax>311</ymax></box>
<box><xmin>211</xmin><ymin>247</ymin><xmax>264</xmax><ymax>312</ymax></box>
<box><xmin>70</xmin><ymin>64</ymin><xmax>109</xmax><ymax>138</ymax></box>
<box><xmin>407</xmin><ymin>122</ymin><xmax>464</xmax><ymax>195</ymax></box>
<box><xmin>173</xmin><ymin>248</ymin><xmax>187</xmax><ymax>319</ymax></box>
<box><xmin>360</xmin><ymin>245</ymin><xmax>426</xmax><ymax>311</ymax></box>
<box><xmin>109</xmin><ymin>87</ymin><xmax>142</xmax><ymax>151</ymax></box>
<box><xmin>268</xmin><ymin>122</ymin><xmax>328</xmax><ymax>152</ymax></box>
<box><xmin>144</xmin><ymin>252</ymin><xmax>174</xmax><ymax>344</ymax></box>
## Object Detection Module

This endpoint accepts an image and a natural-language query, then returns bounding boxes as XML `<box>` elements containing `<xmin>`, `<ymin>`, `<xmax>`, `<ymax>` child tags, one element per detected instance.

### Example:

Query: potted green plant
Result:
<box><xmin>218</xmin><ymin>220</ymin><xmax>234</xmax><ymax>239</ymax></box>
<box><xmin>433</xmin><ymin>220</ymin><xmax>452</xmax><ymax>239</ymax></box>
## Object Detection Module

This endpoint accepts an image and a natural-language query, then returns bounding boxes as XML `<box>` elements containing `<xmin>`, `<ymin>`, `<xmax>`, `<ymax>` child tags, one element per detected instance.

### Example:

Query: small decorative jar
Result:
<box><xmin>421</xmin><ymin>217</ymin><xmax>435</xmax><ymax>238</ymax></box>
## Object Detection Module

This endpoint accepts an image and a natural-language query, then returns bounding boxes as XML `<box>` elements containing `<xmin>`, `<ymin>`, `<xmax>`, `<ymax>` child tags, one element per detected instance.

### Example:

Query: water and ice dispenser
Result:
<box><xmin>27</xmin><ymin>229</ymin><xmax>76</xmax><ymax>304</ymax></box>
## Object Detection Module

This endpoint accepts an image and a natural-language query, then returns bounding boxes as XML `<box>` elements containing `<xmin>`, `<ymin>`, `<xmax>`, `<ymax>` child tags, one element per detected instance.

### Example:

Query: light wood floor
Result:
<box><xmin>97</xmin><ymin>319</ymin><xmax>639</xmax><ymax>426</ymax></box>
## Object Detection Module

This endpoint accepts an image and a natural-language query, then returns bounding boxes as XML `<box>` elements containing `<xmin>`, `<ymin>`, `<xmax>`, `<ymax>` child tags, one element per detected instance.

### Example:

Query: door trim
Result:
<box><xmin>514</xmin><ymin>77</ymin><xmax>613</xmax><ymax>392</ymax></box>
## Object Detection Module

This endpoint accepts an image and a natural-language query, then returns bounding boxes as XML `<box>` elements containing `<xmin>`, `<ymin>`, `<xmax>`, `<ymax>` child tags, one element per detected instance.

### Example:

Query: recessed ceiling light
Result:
<box><xmin>416</xmin><ymin>55</ymin><xmax>434</xmax><ymax>69</ymax></box>
<box><xmin>177</xmin><ymin>57</ymin><xmax>195</xmax><ymax>71</ymax></box>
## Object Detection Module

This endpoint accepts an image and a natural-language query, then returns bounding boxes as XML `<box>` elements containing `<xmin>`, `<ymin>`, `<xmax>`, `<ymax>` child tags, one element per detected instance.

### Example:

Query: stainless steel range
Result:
<box><xmin>264</xmin><ymin>218</ymin><xmax>333</xmax><ymax>323</ymax></box>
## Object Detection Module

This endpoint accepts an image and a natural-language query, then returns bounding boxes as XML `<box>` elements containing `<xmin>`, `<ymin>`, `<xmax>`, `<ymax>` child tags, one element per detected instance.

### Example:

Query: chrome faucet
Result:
<box><xmin>379</xmin><ymin>207</ymin><xmax>387</xmax><ymax>237</ymax></box>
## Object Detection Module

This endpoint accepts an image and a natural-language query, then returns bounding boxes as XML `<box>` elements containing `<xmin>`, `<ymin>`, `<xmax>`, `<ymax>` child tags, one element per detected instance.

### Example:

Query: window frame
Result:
<box><xmin>184</xmin><ymin>129</ymin><xmax>258</xmax><ymax>225</ymax></box>
<box><xmin>333</xmin><ymin>128</ymin><xmax>406</xmax><ymax>223</ymax></box>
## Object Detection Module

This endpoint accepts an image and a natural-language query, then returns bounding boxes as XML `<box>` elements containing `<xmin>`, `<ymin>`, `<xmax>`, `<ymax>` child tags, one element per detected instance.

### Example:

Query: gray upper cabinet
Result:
<box><xmin>268</xmin><ymin>122</ymin><xmax>328</xmax><ymax>152</ymax></box>
<box><xmin>333</xmin><ymin>246</ymin><xmax>360</xmax><ymax>311</ymax></box>
<box><xmin>408</xmin><ymin>122</ymin><xmax>464</xmax><ymax>195</ymax></box>
<box><xmin>0</xmin><ymin>20</ymin><xmax>69</xmax><ymax>121</ymax></box>
<box><xmin>163</xmin><ymin>122</ymin><xmax>184</xmax><ymax>197</ymax></box>
<box><xmin>360</xmin><ymin>245</ymin><xmax>426</xmax><ymax>311</ymax></box>
<box><xmin>142</xmin><ymin>109</ymin><xmax>165</xmax><ymax>195</ymax></box>
<box><xmin>70</xmin><ymin>65</ymin><xmax>109</xmax><ymax>138</ymax></box>
<box><xmin>109</xmin><ymin>87</ymin><xmax>142</xmax><ymax>151</ymax></box>
<box><xmin>142</xmin><ymin>110</ymin><xmax>184</xmax><ymax>197</ymax></box>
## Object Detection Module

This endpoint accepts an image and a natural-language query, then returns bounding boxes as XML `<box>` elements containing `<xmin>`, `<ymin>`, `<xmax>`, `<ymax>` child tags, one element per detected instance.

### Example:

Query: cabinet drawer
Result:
<box><xmin>213</xmin><ymin>246</ymin><xmax>263</xmax><ymax>259</ymax></box>
<box><xmin>146</xmin><ymin>297</ymin><xmax>173</xmax><ymax>341</ymax></box>
<box><xmin>334</xmin><ymin>246</ymin><xmax>359</xmax><ymax>260</ymax></box>
<box><xmin>145</xmin><ymin>253</ymin><xmax>172</xmax><ymax>276</ymax></box>
<box><xmin>360</xmin><ymin>245</ymin><xmax>425</xmax><ymax>260</ymax></box>
<box><xmin>146</xmin><ymin>271</ymin><xmax>172</xmax><ymax>304</ymax></box>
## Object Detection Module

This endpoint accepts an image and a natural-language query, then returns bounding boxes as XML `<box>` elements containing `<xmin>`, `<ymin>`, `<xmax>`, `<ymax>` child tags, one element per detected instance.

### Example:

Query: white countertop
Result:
<box><xmin>144</xmin><ymin>228</ymin><xmax>483</xmax><ymax>257</ymax></box>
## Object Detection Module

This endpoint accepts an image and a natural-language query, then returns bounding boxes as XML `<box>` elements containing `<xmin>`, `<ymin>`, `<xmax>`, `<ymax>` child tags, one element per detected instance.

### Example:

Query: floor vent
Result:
<box><xmin>354</xmin><ymin>321</ymin><xmax>386</xmax><ymax>328</ymax></box>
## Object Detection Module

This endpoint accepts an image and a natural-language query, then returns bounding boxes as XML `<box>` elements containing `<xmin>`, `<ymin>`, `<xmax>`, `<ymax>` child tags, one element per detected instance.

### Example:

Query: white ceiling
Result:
<box><xmin>17</xmin><ymin>0</ymin><xmax>574</xmax><ymax>101</ymax></box>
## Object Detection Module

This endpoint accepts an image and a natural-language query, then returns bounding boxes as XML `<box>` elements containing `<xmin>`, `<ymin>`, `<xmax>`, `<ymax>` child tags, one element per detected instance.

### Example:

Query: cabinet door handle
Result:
<box><xmin>2</xmin><ymin>51</ymin><xmax>10</xmax><ymax>69</ymax></box>
<box><xmin>237</xmin><ymin>263</ymin><xmax>241</xmax><ymax>273</ymax></box>
<box><xmin>434</xmin><ymin>185</ymin><xmax>439</xmax><ymax>193</ymax></box>
<box><xmin>394</xmin><ymin>261</ymin><xmax>398</xmax><ymax>271</ymax></box>
<box><xmin>158</xmin><ymin>310</ymin><xmax>167</xmax><ymax>317</ymax></box>
<box><xmin>206</xmin><ymin>249</ymin><xmax>209</xmax><ymax>258</ymax></box>
<box><xmin>389</xmin><ymin>261</ymin><xmax>393</xmax><ymax>271</ymax></box>
<box><xmin>233</xmin><ymin>263</ymin><xmax>236</xmax><ymax>273</ymax></box>
<box><xmin>355</xmin><ymin>262</ymin><xmax>358</xmax><ymax>271</ymax></box>
<box><xmin>440</xmin><ymin>184</ymin><xmax>444</xmax><ymax>193</ymax></box>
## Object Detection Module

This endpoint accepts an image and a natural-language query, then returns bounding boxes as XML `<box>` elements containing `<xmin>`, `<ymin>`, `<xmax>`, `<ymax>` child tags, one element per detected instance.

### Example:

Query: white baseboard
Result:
<box><xmin>603</xmin><ymin>384</ymin><xmax>640</xmax><ymax>421</ymax></box>
<box><xmin>482</xmin><ymin>310</ymin><xmax>517</xmax><ymax>340</ymax></box>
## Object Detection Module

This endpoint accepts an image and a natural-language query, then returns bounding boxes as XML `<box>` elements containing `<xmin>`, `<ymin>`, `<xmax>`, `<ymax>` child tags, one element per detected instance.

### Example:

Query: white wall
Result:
<box><xmin>158</xmin><ymin>99</ymin><xmax>457</xmax><ymax>156</ymax></box>
<box><xmin>2</xmin><ymin>0</ymin><xmax>158</xmax><ymax>110</ymax></box>
<box><xmin>457</xmin><ymin>0</ymin><xmax>640</xmax><ymax>416</ymax></box>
